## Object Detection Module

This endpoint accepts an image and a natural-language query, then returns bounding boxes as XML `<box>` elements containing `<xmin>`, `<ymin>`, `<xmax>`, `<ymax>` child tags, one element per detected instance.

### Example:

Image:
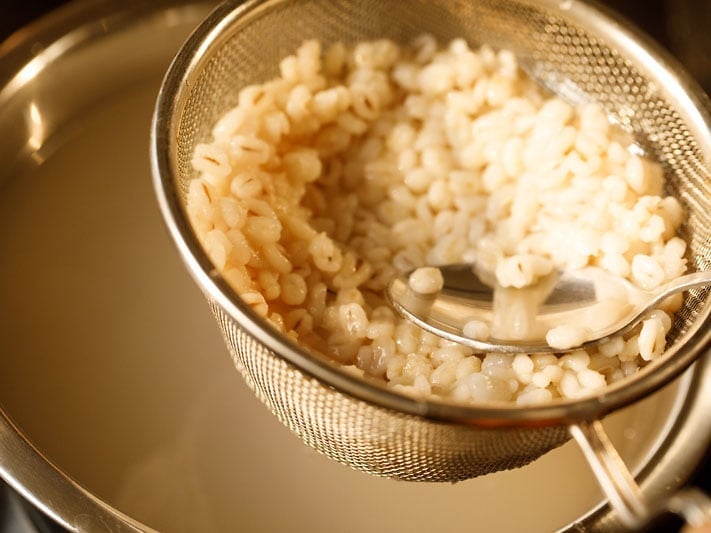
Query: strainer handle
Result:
<box><xmin>570</xmin><ymin>420</ymin><xmax>711</xmax><ymax>530</ymax></box>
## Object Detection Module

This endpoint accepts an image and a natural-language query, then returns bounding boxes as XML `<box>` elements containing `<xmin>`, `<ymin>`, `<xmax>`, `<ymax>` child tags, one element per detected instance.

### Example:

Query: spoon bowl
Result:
<box><xmin>387</xmin><ymin>265</ymin><xmax>711</xmax><ymax>354</ymax></box>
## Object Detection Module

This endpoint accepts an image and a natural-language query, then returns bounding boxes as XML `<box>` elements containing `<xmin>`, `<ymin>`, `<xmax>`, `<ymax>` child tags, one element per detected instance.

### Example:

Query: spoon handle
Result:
<box><xmin>649</xmin><ymin>270</ymin><xmax>711</xmax><ymax>308</ymax></box>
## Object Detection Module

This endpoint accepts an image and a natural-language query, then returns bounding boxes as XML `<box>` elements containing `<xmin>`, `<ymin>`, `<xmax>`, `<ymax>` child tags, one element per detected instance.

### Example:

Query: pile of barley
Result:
<box><xmin>188</xmin><ymin>36</ymin><xmax>686</xmax><ymax>405</ymax></box>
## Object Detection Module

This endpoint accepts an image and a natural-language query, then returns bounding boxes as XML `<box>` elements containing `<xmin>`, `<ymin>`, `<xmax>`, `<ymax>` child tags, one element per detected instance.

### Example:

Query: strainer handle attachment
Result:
<box><xmin>570</xmin><ymin>420</ymin><xmax>711</xmax><ymax>530</ymax></box>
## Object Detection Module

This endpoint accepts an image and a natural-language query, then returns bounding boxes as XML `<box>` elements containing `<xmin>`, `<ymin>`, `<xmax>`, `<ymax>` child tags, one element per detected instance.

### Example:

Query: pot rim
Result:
<box><xmin>0</xmin><ymin>1</ymin><xmax>708</xmax><ymax>532</ymax></box>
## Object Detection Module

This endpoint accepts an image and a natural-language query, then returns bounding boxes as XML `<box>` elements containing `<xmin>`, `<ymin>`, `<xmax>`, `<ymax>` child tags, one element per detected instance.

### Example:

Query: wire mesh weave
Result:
<box><xmin>165</xmin><ymin>0</ymin><xmax>711</xmax><ymax>481</ymax></box>
<box><xmin>210</xmin><ymin>300</ymin><xmax>569</xmax><ymax>480</ymax></box>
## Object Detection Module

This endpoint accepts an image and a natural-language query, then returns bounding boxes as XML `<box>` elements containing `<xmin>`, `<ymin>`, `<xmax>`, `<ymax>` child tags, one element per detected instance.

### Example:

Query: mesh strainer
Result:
<box><xmin>151</xmin><ymin>0</ymin><xmax>711</xmax><ymax>529</ymax></box>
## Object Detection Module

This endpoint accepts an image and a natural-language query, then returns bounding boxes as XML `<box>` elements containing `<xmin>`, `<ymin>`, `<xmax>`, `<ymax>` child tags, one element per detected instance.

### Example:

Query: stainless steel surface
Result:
<box><xmin>152</xmin><ymin>0</ymin><xmax>711</xmax><ymax>529</ymax></box>
<box><xmin>388</xmin><ymin>265</ymin><xmax>711</xmax><ymax>353</ymax></box>
<box><xmin>570</xmin><ymin>421</ymin><xmax>649</xmax><ymax>527</ymax></box>
<box><xmin>0</xmin><ymin>0</ymin><xmax>708</xmax><ymax>531</ymax></box>
<box><xmin>0</xmin><ymin>0</ymin><xmax>219</xmax><ymax>531</ymax></box>
<box><xmin>0</xmin><ymin>411</ymin><xmax>146</xmax><ymax>532</ymax></box>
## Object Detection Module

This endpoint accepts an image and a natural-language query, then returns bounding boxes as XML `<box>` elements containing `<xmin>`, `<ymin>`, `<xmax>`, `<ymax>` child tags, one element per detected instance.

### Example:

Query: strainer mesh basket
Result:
<box><xmin>157</xmin><ymin>0</ymin><xmax>711</xmax><ymax>483</ymax></box>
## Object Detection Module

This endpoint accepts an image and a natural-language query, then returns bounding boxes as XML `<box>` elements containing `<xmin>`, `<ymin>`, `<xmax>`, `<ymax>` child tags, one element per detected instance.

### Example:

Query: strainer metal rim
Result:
<box><xmin>151</xmin><ymin>0</ymin><xmax>711</xmax><ymax>427</ymax></box>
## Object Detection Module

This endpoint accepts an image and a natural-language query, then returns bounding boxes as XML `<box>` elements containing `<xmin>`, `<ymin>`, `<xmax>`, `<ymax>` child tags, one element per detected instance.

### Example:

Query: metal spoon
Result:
<box><xmin>387</xmin><ymin>264</ymin><xmax>711</xmax><ymax>354</ymax></box>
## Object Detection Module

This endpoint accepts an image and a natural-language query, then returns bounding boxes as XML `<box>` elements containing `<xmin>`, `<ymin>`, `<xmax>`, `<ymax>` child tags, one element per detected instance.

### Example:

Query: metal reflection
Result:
<box><xmin>27</xmin><ymin>102</ymin><xmax>44</xmax><ymax>160</ymax></box>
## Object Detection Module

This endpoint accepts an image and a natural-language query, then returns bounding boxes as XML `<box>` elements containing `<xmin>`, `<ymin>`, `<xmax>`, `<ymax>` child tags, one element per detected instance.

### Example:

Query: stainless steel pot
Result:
<box><xmin>0</xmin><ymin>1</ymin><xmax>708</xmax><ymax>531</ymax></box>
